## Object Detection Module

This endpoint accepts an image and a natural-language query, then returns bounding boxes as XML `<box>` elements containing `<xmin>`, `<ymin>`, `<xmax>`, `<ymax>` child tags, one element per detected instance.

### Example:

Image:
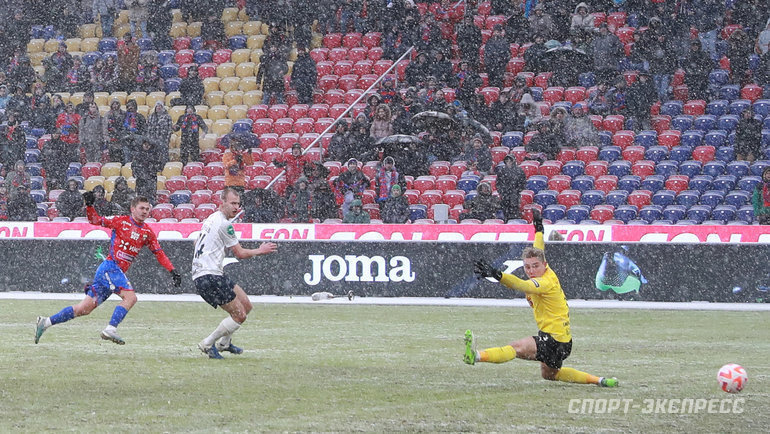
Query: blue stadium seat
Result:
<box><xmin>98</xmin><ymin>38</ymin><xmax>117</xmax><ymax>52</ymax></box>
<box><xmin>717</xmin><ymin>114</ymin><xmax>739</xmax><ymax>131</ymax></box>
<box><xmin>598</xmin><ymin>131</ymin><xmax>613</xmax><ymax>147</ymax></box>
<box><xmin>753</xmin><ymin>99</ymin><xmax>770</xmax><ymax>117</ymax></box>
<box><xmin>170</xmin><ymin>190</ymin><xmax>192</xmax><ymax>205</ymax></box>
<box><xmin>229</xmin><ymin>35</ymin><xmax>247</xmax><ymax>49</ymax></box>
<box><xmin>738</xmin><ymin>175</ymin><xmax>761</xmax><ymax>192</ymax></box>
<box><xmin>36</xmin><ymin>203</ymin><xmax>47</xmax><ymax>216</ymax></box>
<box><xmin>686</xmin><ymin>205</ymin><xmax>712</xmax><ymax>223</ymax></box>
<box><xmin>605</xmin><ymin>189</ymin><xmax>629</xmax><ymax>207</ymax></box>
<box><xmin>704</xmin><ymin>130</ymin><xmax>727</xmax><ymax>147</ymax></box>
<box><xmin>702</xmin><ymin>160</ymin><xmax>726</xmax><ymax>177</ymax></box>
<box><xmin>750</xmin><ymin>161</ymin><xmax>770</xmax><ymax>176</ymax></box>
<box><xmin>102</xmin><ymin>51</ymin><xmax>117</xmax><ymax>62</ymax></box>
<box><xmin>580</xmin><ymin>190</ymin><xmax>605</xmax><ymax>206</ymax></box>
<box><xmin>634</xmin><ymin>130</ymin><xmax>657</xmax><ymax>148</ymax></box>
<box><xmin>725</xmin><ymin>190</ymin><xmax>750</xmax><ymax>207</ymax></box>
<box><xmin>661</xmin><ymin>100</ymin><xmax>683</xmax><ymax>116</ymax></box>
<box><xmin>578</xmin><ymin>72</ymin><xmax>595</xmax><ymax>88</ymax></box>
<box><xmin>728</xmin><ymin>99</ymin><xmax>751</xmax><ymax>115</ymax></box>
<box><xmin>409</xmin><ymin>204</ymin><xmax>427</xmax><ymax>221</ymax></box>
<box><xmin>641</xmin><ymin>174</ymin><xmax>665</xmax><ymax>192</ymax></box>
<box><xmin>599</xmin><ymin>146</ymin><xmax>621</xmax><ymax>162</ymax></box>
<box><xmin>30</xmin><ymin>189</ymin><xmax>45</xmax><ymax>203</ymax></box>
<box><xmin>715</xmin><ymin>146</ymin><xmax>735</xmax><ymax>162</ymax></box>
<box><xmin>763</xmin><ymin>129</ymin><xmax>770</xmax><ymax>147</ymax></box>
<box><xmin>566</xmin><ymin>205</ymin><xmax>590</xmax><ymax>222</ymax></box>
<box><xmin>464</xmin><ymin>190</ymin><xmax>477</xmax><ymax>202</ymax></box>
<box><xmin>525</xmin><ymin>175</ymin><xmax>548</xmax><ymax>193</ymax></box>
<box><xmin>193</xmin><ymin>49</ymin><xmax>213</xmax><ymax>64</ymax></box>
<box><xmin>160</xmin><ymin>63</ymin><xmax>179</xmax><ymax>79</ymax></box>
<box><xmin>458</xmin><ymin>177</ymin><xmax>480</xmax><ymax>193</ymax></box>
<box><xmin>25</xmin><ymin>137</ymin><xmax>37</xmax><ymax>149</ymax></box>
<box><xmin>765</xmin><ymin>117</ymin><xmax>770</xmax><ymax>129</ymax></box>
<box><xmin>655</xmin><ymin>160</ymin><xmax>678</xmax><ymax>177</ymax></box>
<box><xmin>627</xmin><ymin>219</ymin><xmax>648</xmax><ymax>225</ymax></box>
<box><xmin>617</xmin><ymin>175</ymin><xmax>641</xmax><ymax>193</ymax></box>
<box><xmin>570</xmin><ymin>175</ymin><xmax>595</xmax><ymax>192</ymax></box>
<box><xmin>26</xmin><ymin>163</ymin><xmax>42</xmax><ymax>176</ymax></box>
<box><xmin>164</xmin><ymin>78</ymin><xmax>182</xmax><ymax>92</ymax></box>
<box><xmin>706</xmin><ymin>99</ymin><xmax>728</xmax><ymax>116</ymax></box>
<box><xmin>671</xmin><ymin>115</ymin><xmax>694</xmax><ymax>131</ymax></box>
<box><xmin>543</xmin><ymin>204</ymin><xmax>566</xmax><ymax>222</ymax></box>
<box><xmin>738</xmin><ymin>205</ymin><xmax>755</xmax><ymax>223</ymax></box>
<box><xmin>652</xmin><ymin>189</ymin><xmax>676</xmax><ymax>207</ymax></box>
<box><xmin>644</xmin><ymin>146</ymin><xmax>669</xmax><ymax>162</ymax></box>
<box><xmin>719</xmin><ymin>85</ymin><xmax>740</xmax><ymax>101</ymax></box>
<box><xmin>639</xmin><ymin>205</ymin><xmax>663</xmax><ymax>223</ymax></box>
<box><xmin>158</xmin><ymin>50</ymin><xmax>176</xmax><ymax>65</ymax></box>
<box><xmin>502</xmin><ymin>132</ymin><xmax>523</xmax><ymax>148</ymax></box>
<box><xmin>688</xmin><ymin>174</ymin><xmax>713</xmax><ymax>192</ymax></box>
<box><xmin>709</xmin><ymin>70</ymin><xmax>729</xmax><ymax>87</ymax></box>
<box><xmin>681</xmin><ymin>130</ymin><xmax>704</xmax><ymax>147</ymax></box>
<box><xmin>529</xmin><ymin>86</ymin><xmax>543</xmax><ymax>101</ymax></box>
<box><xmin>711</xmin><ymin>205</ymin><xmax>737</xmax><ymax>223</ymax></box>
<box><xmin>711</xmin><ymin>175</ymin><xmax>737</xmax><ymax>192</ymax></box>
<box><xmin>534</xmin><ymin>190</ymin><xmax>558</xmax><ymax>207</ymax></box>
<box><xmin>190</xmin><ymin>37</ymin><xmax>204</xmax><ymax>50</ymax></box>
<box><xmin>669</xmin><ymin>146</ymin><xmax>692</xmax><ymax>163</ymax></box>
<box><xmin>693</xmin><ymin>115</ymin><xmax>716</xmax><ymax>131</ymax></box>
<box><xmin>562</xmin><ymin>161</ymin><xmax>585</xmax><ymax>178</ymax></box>
<box><xmin>136</xmin><ymin>38</ymin><xmax>154</xmax><ymax>50</ymax></box>
<box><xmin>613</xmin><ymin>205</ymin><xmax>638</xmax><ymax>223</ymax></box>
<box><xmin>663</xmin><ymin>205</ymin><xmax>687</xmax><ymax>222</ymax></box>
<box><xmin>232</xmin><ymin>121</ymin><xmax>252</xmax><ymax>133</ymax></box>
<box><xmin>676</xmin><ymin>190</ymin><xmax>700</xmax><ymax>208</ymax></box>
<box><xmin>66</xmin><ymin>162</ymin><xmax>82</xmax><ymax>178</ymax></box>
<box><xmin>608</xmin><ymin>160</ymin><xmax>631</xmax><ymax>177</ymax></box>
<box><xmin>700</xmin><ymin>190</ymin><xmax>724</xmax><ymax>207</ymax></box>
<box><xmin>82</xmin><ymin>51</ymin><xmax>102</xmax><ymax>66</ymax></box>
<box><xmin>24</xmin><ymin>149</ymin><xmax>39</xmax><ymax>163</ymax></box>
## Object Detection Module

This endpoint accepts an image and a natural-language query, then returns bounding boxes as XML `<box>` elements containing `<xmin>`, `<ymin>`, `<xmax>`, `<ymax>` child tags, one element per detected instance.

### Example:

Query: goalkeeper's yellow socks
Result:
<box><xmin>554</xmin><ymin>367</ymin><xmax>600</xmax><ymax>384</ymax></box>
<box><xmin>478</xmin><ymin>345</ymin><xmax>516</xmax><ymax>363</ymax></box>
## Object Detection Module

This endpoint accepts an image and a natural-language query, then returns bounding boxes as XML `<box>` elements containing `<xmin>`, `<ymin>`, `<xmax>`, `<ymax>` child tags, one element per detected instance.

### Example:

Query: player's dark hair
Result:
<box><xmin>131</xmin><ymin>196</ymin><xmax>151</xmax><ymax>208</ymax></box>
<box><xmin>522</xmin><ymin>247</ymin><xmax>546</xmax><ymax>263</ymax></box>
<box><xmin>221</xmin><ymin>187</ymin><xmax>240</xmax><ymax>201</ymax></box>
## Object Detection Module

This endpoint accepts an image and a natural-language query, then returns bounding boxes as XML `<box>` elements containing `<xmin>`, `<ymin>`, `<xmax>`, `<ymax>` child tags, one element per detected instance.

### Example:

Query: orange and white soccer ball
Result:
<box><xmin>717</xmin><ymin>364</ymin><xmax>747</xmax><ymax>393</ymax></box>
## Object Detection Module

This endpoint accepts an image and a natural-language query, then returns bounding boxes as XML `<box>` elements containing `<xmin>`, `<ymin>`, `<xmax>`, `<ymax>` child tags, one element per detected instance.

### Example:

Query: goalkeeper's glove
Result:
<box><xmin>532</xmin><ymin>208</ymin><xmax>544</xmax><ymax>233</ymax></box>
<box><xmin>171</xmin><ymin>269</ymin><xmax>182</xmax><ymax>287</ymax></box>
<box><xmin>474</xmin><ymin>259</ymin><xmax>502</xmax><ymax>281</ymax></box>
<box><xmin>83</xmin><ymin>191</ymin><xmax>95</xmax><ymax>206</ymax></box>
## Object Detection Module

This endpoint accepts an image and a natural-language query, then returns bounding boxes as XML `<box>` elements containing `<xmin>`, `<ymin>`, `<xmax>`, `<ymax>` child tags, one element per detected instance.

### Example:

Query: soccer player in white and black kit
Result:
<box><xmin>192</xmin><ymin>187</ymin><xmax>278</xmax><ymax>359</ymax></box>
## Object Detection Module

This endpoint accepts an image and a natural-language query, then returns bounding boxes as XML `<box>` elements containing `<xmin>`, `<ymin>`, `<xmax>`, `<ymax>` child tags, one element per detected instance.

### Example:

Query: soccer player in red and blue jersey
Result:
<box><xmin>35</xmin><ymin>194</ymin><xmax>182</xmax><ymax>345</ymax></box>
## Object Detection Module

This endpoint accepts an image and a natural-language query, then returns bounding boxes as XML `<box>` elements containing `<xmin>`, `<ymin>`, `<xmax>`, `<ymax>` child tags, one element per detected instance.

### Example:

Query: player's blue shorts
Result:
<box><xmin>86</xmin><ymin>260</ymin><xmax>133</xmax><ymax>305</ymax></box>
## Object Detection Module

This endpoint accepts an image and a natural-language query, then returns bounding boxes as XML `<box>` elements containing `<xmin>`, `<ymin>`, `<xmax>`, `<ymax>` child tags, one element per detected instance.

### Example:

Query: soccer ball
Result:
<box><xmin>717</xmin><ymin>364</ymin><xmax>747</xmax><ymax>393</ymax></box>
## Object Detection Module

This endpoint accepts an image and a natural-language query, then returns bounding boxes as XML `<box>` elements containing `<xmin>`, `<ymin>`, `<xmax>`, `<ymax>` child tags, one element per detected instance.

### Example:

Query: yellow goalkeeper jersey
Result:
<box><xmin>498</xmin><ymin>232</ymin><xmax>572</xmax><ymax>343</ymax></box>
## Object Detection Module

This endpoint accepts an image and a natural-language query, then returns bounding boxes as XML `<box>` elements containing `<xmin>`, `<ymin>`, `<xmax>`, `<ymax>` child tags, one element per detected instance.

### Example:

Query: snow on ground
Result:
<box><xmin>2</xmin><ymin>292</ymin><xmax>769</xmax><ymax>311</ymax></box>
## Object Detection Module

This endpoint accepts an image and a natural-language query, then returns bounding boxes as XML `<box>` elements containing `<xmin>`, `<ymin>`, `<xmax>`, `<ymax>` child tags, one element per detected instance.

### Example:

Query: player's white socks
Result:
<box><xmin>44</xmin><ymin>317</ymin><xmax>52</xmax><ymax>329</ymax></box>
<box><xmin>201</xmin><ymin>317</ymin><xmax>241</xmax><ymax>348</ymax></box>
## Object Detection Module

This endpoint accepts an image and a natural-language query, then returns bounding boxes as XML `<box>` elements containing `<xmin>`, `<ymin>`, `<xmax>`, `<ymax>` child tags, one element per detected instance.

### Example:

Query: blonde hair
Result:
<box><xmin>522</xmin><ymin>247</ymin><xmax>546</xmax><ymax>263</ymax></box>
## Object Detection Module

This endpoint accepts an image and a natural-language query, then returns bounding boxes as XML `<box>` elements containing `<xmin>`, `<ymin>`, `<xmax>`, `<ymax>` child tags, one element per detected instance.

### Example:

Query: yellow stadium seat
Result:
<box><xmin>116</xmin><ymin>9</ymin><xmax>129</xmax><ymax>25</ymax></box>
<box><xmin>231</xmin><ymin>48</ymin><xmax>251</xmax><ymax>64</ymax></box>
<box><xmin>121</xmin><ymin>163</ymin><xmax>133</xmax><ymax>178</ymax></box>
<box><xmin>165</xmin><ymin>91</ymin><xmax>181</xmax><ymax>106</ymax></box>
<box><xmin>250</xmin><ymin>49</ymin><xmax>264</xmax><ymax>63</ymax></box>
<box><xmin>127</xmin><ymin>177</ymin><xmax>136</xmax><ymax>190</ymax></box>
<box><xmin>212</xmin><ymin>119</ymin><xmax>233</xmax><ymax>135</ymax></box>
<box><xmin>235</xmin><ymin>62</ymin><xmax>255</xmax><ymax>77</ymax></box>
<box><xmin>168</xmin><ymin>148</ymin><xmax>180</xmax><ymax>162</ymax></box>
<box><xmin>98</xmin><ymin>105</ymin><xmax>110</xmax><ymax>116</ymax></box>
<box><xmin>79</xmin><ymin>24</ymin><xmax>96</xmax><ymax>38</ymax></box>
<box><xmin>310</xmin><ymin>33</ymin><xmax>323</xmax><ymax>49</ymax></box>
<box><xmin>225</xmin><ymin>21</ymin><xmax>244</xmax><ymax>38</ymax></box>
<box><xmin>69</xmin><ymin>51</ymin><xmax>85</xmax><ymax>60</ymax></box>
<box><xmin>187</xmin><ymin>21</ymin><xmax>202</xmax><ymax>37</ymax></box>
<box><xmin>286</xmin><ymin>61</ymin><xmax>294</xmax><ymax>75</ymax></box>
<box><xmin>162</xmin><ymin>162</ymin><xmax>183</xmax><ymax>178</ymax></box>
<box><xmin>44</xmin><ymin>39</ymin><xmax>61</xmax><ymax>53</ymax></box>
<box><xmin>58</xmin><ymin>93</ymin><xmax>71</xmax><ymax>104</ymax></box>
<box><xmin>205</xmin><ymin>91</ymin><xmax>224</xmax><ymax>107</ymax></box>
<box><xmin>289</xmin><ymin>48</ymin><xmax>298</xmax><ymax>62</ymax></box>
<box><xmin>128</xmin><ymin>92</ymin><xmax>147</xmax><ymax>106</ymax></box>
<box><xmin>110</xmin><ymin>92</ymin><xmax>128</xmax><ymax>105</ymax></box>
<box><xmin>224</xmin><ymin>91</ymin><xmax>244</xmax><ymax>107</ymax></box>
<box><xmin>243</xmin><ymin>90</ymin><xmax>263</xmax><ymax>106</ymax></box>
<box><xmin>238</xmin><ymin>76</ymin><xmax>258</xmax><ymax>92</ymax></box>
<box><xmin>207</xmin><ymin>105</ymin><xmax>228</xmax><ymax>121</ymax></box>
<box><xmin>137</xmin><ymin>105</ymin><xmax>150</xmax><ymax>118</ymax></box>
<box><xmin>204</xmin><ymin>119</ymin><xmax>213</xmax><ymax>133</ymax></box>
<box><xmin>228</xmin><ymin>105</ymin><xmax>247</xmax><ymax>120</ymax></box>
<box><xmin>218</xmin><ymin>77</ymin><xmax>241</xmax><ymax>92</ymax></box>
<box><xmin>170</xmin><ymin>22</ymin><xmax>187</xmax><ymax>37</ymax></box>
<box><xmin>114</xmin><ymin>23</ymin><xmax>130</xmax><ymax>38</ymax></box>
<box><xmin>200</xmin><ymin>134</ymin><xmax>217</xmax><ymax>150</ymax></box>
<box><xmin>238</xmin><ymin>8</ymin><xmax>250</xmax><ymax>21</ymax></box>
<box><xmin>29</xmin><ymin>52</ymin><xmax>47</xmax><ymax>67</ymax></box>
<box><xmin>171</xmin><ymin>9</ymin><xmax>182</xmax><ymax>22</ymax></box>
<box><xmin>242</xmin><ymin>21</ymin><xmax>262</xmax><ymax>35</ymax></box>
<box><xmin>216</xmin><ymin>63</ymin><xmax>235</xmax><ymax>78</ymax></box>
<box><xmin>81</xmin><ymin>38</ymin><xmax>99</xmax><ymax>53</ymax></box>
<box><xmin>69</xmin><ymin>93</ymin><xmax>84</xmax><ymax>107</ymax></box>
<box><xmin>203</xmin><ymin>77</ymin><xmax>221</xmax><ymax>93</ymax></box>
<box><xmin>27</xmin><ymin>39</ymin><xmax>44</xmax><ymax>53</ymax></box>
<box><xmin>33</xmin><ymin>65</ymin><xmax>45</xmax><ymax>77</ymax></box>
<box><xmin>261</xmin><ymin>23</ymin><xmax>270</xmax><ymax>34</ymax></box>
<box><xmin>194</xmin><ymin>105</ymin><xmax>208</xmax><ymax>118</ymax></box>
<box><xmin>146</xmin><ymin>92</ymin><xmax>165</xmax><ymax>108</ymax></box>
<box><xmin>222</xmin><ymin>7</ymin><xmax>239</xmax><ymax>22</ymax></box>
<box><xmin>105</xmin><ymin>191</ymin><xmax>113</xmax><ymax>200</ymax></box>
<box><xmin>101</xmin><ymin>163</ymin><xmax>122</xmax><ymax>177</ymax></box>
<box><xmin>84</xmin><ymin>176</ymin><xmax>105</xmax><ymax>191</ymax></box>
<box><xmin>104</xmin><ymin>176</ymin><xmax>118</xmax><ymax>192</ymax></box>
<box><xmin>65</xmin><ymin>38</ymin><xmax>82</xmax><ymax>52</ymax></box>
<box><xmin>156</xmin><ymin>176</ymin><xmax>166</xmax><ymax>191</ymax></box>
<box><xmin>93</xmin><ymin>92</ymin><xmax>109</xmax><ymax>106</ymax></box>
<box><xmin>169</xmin><ymin>106</ymin><xmax>186</xmax><ymax>123</ymax></box>
<box><xmin>247</xmin><ymin>35</ymin><xmax>266</xmax><ymax>49</ymax></box>
<box><xmin>169</xmin><ymin>134</ymin><xmax>180</xmax><ymax>149</ymax></box>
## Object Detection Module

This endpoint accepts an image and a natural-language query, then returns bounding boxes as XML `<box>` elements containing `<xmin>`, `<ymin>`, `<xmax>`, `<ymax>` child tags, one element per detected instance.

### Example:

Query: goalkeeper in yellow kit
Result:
<box><xmin>466</xmin><ymin>209</ymin><xmax>618</xmax><ymax>387</ymax></box>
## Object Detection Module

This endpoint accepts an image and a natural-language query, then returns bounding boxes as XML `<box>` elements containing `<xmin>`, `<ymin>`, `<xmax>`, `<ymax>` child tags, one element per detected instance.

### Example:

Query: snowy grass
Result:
<box><xmin>2</xmin><ymin>300</ymin><xmax>768</xmax><ymax>432</ymax></box>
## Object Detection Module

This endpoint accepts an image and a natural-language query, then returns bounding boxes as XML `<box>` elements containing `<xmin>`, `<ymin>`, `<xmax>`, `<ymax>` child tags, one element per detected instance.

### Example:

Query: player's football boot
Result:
<box><xmin>463</xmin><ymin>329</ymin><xmax>476</xmax><ymax>365</ymax></box>
<box><xmin>100</xmin><ymin>329</ymin><xmax>126</xmax><ymax>345</ymax></box>
<box><xmin>198</xmin><ymin>342</ymin><xmax>224</xmax><ymax>359</ymax></box>
<box><xmin>34</xmin><ymin>316</ymin><xmax>47</xmax><ymax>344</ymax></box>
<box><xmin>216</xmin><ymin>342</ymin><xmax>243</xmax><ymax>354</ymax></box>
<box><xmin>599</xmin><ymin>377</ymin><xmax>619</xmax><ymax>387</ymax></box>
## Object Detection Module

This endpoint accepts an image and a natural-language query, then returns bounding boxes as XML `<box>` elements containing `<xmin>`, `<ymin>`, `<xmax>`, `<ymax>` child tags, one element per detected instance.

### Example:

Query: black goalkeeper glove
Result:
<box><xmin>532</xmin><ymin>208</ymin><xmax>544</xmax><ymax>233</ymax></box>
<box><xmin>171</xmin><ymin>269</ymin><xmax>182</xmax><ymax>287</ymax></box>
<box><xmin>474</xmin><ymin>259</ymin><xmax>503</xmax><ymax>281</ymax></box>
<box><xmin>83</xmin><ymin>191</ymin><xmax>95</xmax><ymax>206</ymax></box>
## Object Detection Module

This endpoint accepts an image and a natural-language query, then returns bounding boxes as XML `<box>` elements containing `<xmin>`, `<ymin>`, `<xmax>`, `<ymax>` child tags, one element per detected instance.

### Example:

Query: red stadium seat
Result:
<box><xmin>585</xmin><ymin>160</ymin><xmax>609</xmax><ymax>177</ymax></box>
<box><xmin>590</xmin><ymin>204</ymin><xmax>615</xmax><ymax>223</ymax></box>
<box><xmin>564</xmin><ymin>87</ymin><xmax>586</xmax><ymax>105</ymax></box>
<box><xmin>658</xmin><ymin>130</ymin><xmax>681</xmax><ymax>149</ymax></box>
<box><xmin>206</xmin><ymin>176</ymin><xmax>226</xmax><ymax>191</ymax></box>
<box><xmin>683</xmin><ymin>100</ymin><xmax>706</xmax><ymax>116</ymax></box>
<box><xmin>343</xmin><ymin>32</ymin><xmax>362</xmax><ymax>48</ymax></box>
<box><xmin>419</xmin><ymin>190</ymin><xmax>443</xmax><ymax>207</ymax></box>
<box><xmin>203</xmin><ymin>162</ymin><xmax>224</xmax><ymax>177</ymax></box>
<box><xmin>172</xmin><ymin>204</ymin><xmax>195</xmax><ymax>220</ymax></box>
<box><xmin>186</xmin><ymin>175</ymin><xmax>208</xmax><ymax>192</ymax></box>
<box><xmin>602</xmin><ymin>115</ymin><xmax>625</xmax><ymax>134</ymax></box>
<box><xmin>575</xmin><ymin>146</ymin><xmax>599</xmax><ymax>164</ymax></box>
<box><xmin>612</xmin><ymin>130</ymin><xmax>635</xmax><ymax>149</ymax></box>
<box><xmin>518</xmin><ymin>160</ymin><xmax>540</xmax><ymax>178</ymax></box>
<box><xmin>310</xmin><ymin>48</ymin><xmax>328</xmax><ymax>62</ymax></box>
<box><xmin>182</xmin><ymin>162</ymin><xmax>204</xmax><ymax>178</ymax></box>
<box><xmin>164</xmin><ymin>176</ymin><xmax>187</xmax><ymax>192</ymax></box>
<box><xmin>741</xmin><ymin>84</ymin><xmax>763</xmax><ymax>102</ymax></box>
<box><xmin>692</xmin><ymin>145</ymin><xmax>716</xmax><ymax>163</ymax></box>
<box><xmin>542</xmin><ymin>87</ymin><xmax>564</xmax><ymax>105</ymax></box>
<box><xmin>627</xmin><ymin>190</ymin><xmax>652</xmax><ymax>209</ymax></box>
<box><xmin>594</xmin><ymin>175</ymin><xmax>618</xmax><ymax>194</ymax></box>
<box><xmin>664</xmin><ymin>175</ymin><xmax>689</xmax><ymax>193</ymax></box>
<box><xmin>556</xmin><ymin>148</ymin><xmax>576</xmax><ymax>163</ymax></box>
<box><xmin>435</xmin><ymin>176</ymin><xmax>458</xmax><ymax>193</ymax></box>
<box><xmin>322</xmin><ymin>33</ymin><xmax>343</xmax><ymax>48</ymax></box>
<box><xmin>191</xmin><ymin>190</ymin><xmax>212</xmax><ymax>206</ymax></box>
<box><xmin>449</xmin><ymin>161</ymin><xmax>468</xmax><ymax>178</ymax></box>
<box><xmin>547</xmin><ymin>175</ymin><xmax>571</xmax><ymax>192</ymax></box>
<box><xmin>429</xmin><ymin>161</ymin><xmax>451</xmax><ymax>177</ymax></box>
<box><xmin>557</xmin><ymin>189</ymin><xmax>581</xmax><ymax>208</ymax></box>
<box><xmin>413</xmin><ymin>175</ymin><xmax>436</xmax><ymax>193</ymax></box>
<box><xmin>631</xmin><ymin>160</ymin><xmax>655</xmax><ymax>179</ymax></box>
<box><xmin>247</xmin><ymin>104</ymin><xmax>268</xmax><ymax>121</ymax></box>
<box><xmin>538</xmin><ymin>160</ymin><xmax>563</xmax><ymax>178</ymax></box>
<box><xmin>621</xmin><ymin>145</ymin><xmax>645</xmax><ymax>164</ymax></box>
<box><xmin>194</xmin><ymin>204</ymin><xmax>217</xmax><ymax>221</ymax></box>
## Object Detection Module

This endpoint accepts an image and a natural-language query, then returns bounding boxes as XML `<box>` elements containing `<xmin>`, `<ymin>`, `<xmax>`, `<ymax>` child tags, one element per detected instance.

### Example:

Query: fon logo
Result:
<box><xmin>304</xmin><ymin>254</ymin><xmax>416</xmax><ymax>285</ymax></box>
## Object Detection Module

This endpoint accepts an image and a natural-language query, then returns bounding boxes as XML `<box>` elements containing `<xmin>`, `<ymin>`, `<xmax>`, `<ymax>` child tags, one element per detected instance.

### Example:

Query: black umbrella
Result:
<box><xmin>411</xmin><ymin>111</ymin><xmax>456</xmax><ymax>130</ymax></box>
<box><xmin>541</xmin><ymin>46</ymin><xmax>591</xmax><ymax>86</ymax></box>
<box><xmin>460</xmin><ymin>117</ymin><xmax>492</xmax><ymax>142</ymax></box>
<box><xmin>375</xmin><ymin>134</ymin><xmax>425</xmax><ymax>147</ymax></box>
<box><xmin>219</xmin><ymin>131</ymin><xmax>261</xmax><ymax>149</ymax></box>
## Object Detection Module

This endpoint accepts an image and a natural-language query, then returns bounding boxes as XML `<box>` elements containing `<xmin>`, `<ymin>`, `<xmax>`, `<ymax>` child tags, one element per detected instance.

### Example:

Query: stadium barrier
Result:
<box><xmin>2</xmin><ymin>238</ymin><xmax>768</xmax><ymax>302</ymax></box>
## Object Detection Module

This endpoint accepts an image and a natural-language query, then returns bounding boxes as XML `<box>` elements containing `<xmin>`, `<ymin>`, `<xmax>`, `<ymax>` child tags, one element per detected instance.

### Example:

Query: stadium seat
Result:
<box><xmin>688</xmin><ymin>175</ymin><xmax>713</xmax><ymax>193</ymax></box>
<box><xmin>525</xmin><ymin>175</ymin><xmax>548</xmax><ymax>193</ymax></box>
<box><xmin>575</xmin><ymin>146</ymin><xmax>599</xmax><ymax>164</ymax></box>
<box><xmin>589</xmin><ymin>205</ymin><xmax>615</xmax><ymax>223</ymax></box>
<box><xmin>658</xmin><ymin>130</ymin><xmax>681</xmax><ymax>149</ymax></box>
<box><xmin>556</xmin><ymin>190</ymin><xmax>581</xmax><ymax>208</ymax></box>
<box><xmin>681</xmin><ymin>131</ymin><xmax>703</xmax><ymax>147</ymax></box>
<box><xmin>566</xmin><ymin>204</ymin><xmax>591</xmax><ymax>222</ymax></box>
<box><xmin>693</xmin><ymin>115</ymin><xmax>716</xmax><ymax>131</ymax></box>
<box><xmin>561</xmin><ymin>160</ymin><xmax>585</xmax><ymax>177</ymax></box>
<box><xmin>644</xmin><ymin>146</ymin><xmax>669</xmax><ymax>162</ymax></box>
<box><xmin>710</xmin><ymin>205</ymin><xmax>737</xmax><ymax>223</ymax></box>
<box><xmin>725</xmin><ymin>191</ymin><xmax>750</xmax><ymax>207</ymax></box>
<box><xmin>668</xmin><ymin>146</ymin><xmax>692</xmax><ymax>163</ymax></box>
<box><xmin>598</xmin><ymin>146</ymin><xmax>621</xmax><ymax>162</ymax></box>
<box><xmin>594</xmin><ymin>175</ymin><xmax>618</xmax><ymax>194</ymax></box>
<box><xmin>711</xmin><ymin>175</ymin><xmax>737</xmax><ymax>192</ymax></box>
<box><xmin>651</xmin><ymin>190</ymin><xmax>676</xmax><ymax>207</ymax></box>
<box><xmin>547</xmin><ymin>175</ymin><xmax>571</xmax><ymax>192</ymax></box>
<box><xmin>570</xmin><ymin>175</ymin><xmax>594</xmax><ymax>193</ymax></box>
<box><xmin>700</xmin><ymin>190</ymin><xmax>725</xmax><ymax>208</ymax></box>
<box><xmin>704</xmin><ymin>130</ymin><xmax>727</xmax><ymax>148</ymax></box>
<box><xmin>686</xmin><ymin>205</ymin><xmax>712</xmax><ymax>223</ymax></box>
<box><xmin>717</xmin><ymin>114</ymin><xmax>739</xmax><ymax>132</ymax></box>
<box><xmin>676</xmin><ymin>190</ymin><xmax>700</xmax><ymax>208</ymax></box>
<box><xmin>585</xmin><ymin>160</ymin><xmax>608</xmax><ymax>177</ymax></box>
<box><xmin>605</xmin><ymin>190</ymin><xmax>628</xmax><ymax>207</ymax></box>
<box><xmin>702</xmin><ymin>161</ymin><xmax>726</xmax><ymax>177</ymax></box>
<box><xmin>617</xmin><ymin>175</ymin><xmax>641</xmax><ymax>193</ymax></box>
<box><xmin>663</xmin><ymin>205</ymin><xmax>687</xmax><ymax>222</ymax></box>
<box><xmin>691</xmin><ymin>145</ymin><xmax>716</xmax><ymax>163</ymax></box>
<box><xmin>725</xmin><ymin>161</ymin><xmax>750</xmax><ymax>178</ymax></box>
<box><xmin>640</xmin><ymin>174</ymin><xmax>665</xmax><ymax>192</ymax></box>
<box><xmin>672</xmin><ymin>115</ymin><xmax>694</xmax><ymax>132</ymax></box>
<box><xmin>542</xmin><ymin>205</ymin><xmax>566</xmax><ymax>222</ymax></box>
<box><xmin>654</xmin><ymin>160</ymin><xmax>678</xmax><ymax>177</ymax></box>
<box><xmin>580</xmin><ymin>190</ymin><xmax>605</xmax><ymax>207</ymax></box>
<box><xmin>613</xmin><ymin>205</ymin><xmax>638</xmax><ymax>223</ymax></box>
<box><xmin>639</xmin><ymin>205</ymin><xmax>663</xmax><ymax>223</ymax></box>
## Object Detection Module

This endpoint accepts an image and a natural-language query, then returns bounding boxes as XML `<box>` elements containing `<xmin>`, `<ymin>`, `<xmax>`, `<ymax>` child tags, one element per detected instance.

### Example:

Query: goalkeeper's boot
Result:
<box><xmin>198</xmin><ymin>342</ymin><xmax>224</xmax><ymax>359</ymax></box>
<box><xmin>463</xmin><ymin>329</ymin><xmax>477</xmax><ymax>365</ymax></box>
<box><xmin>34</xmin><ymin>316</ymin><xmax>47</xmax><ymax>344</ymax></box>
<box><xmin>101</xmin><ymin>328</ymin><xmax>125</xmax><ymax>345</ymax></box>
<box><xmin>216</xmin><ymin>341</ymin><xmax>243</xmax><ymax>354</ymax></box>
<box><xmin>599</xmin><ymin>377</ymin><xmax>619</xmax><ymax>387</ymax></box>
